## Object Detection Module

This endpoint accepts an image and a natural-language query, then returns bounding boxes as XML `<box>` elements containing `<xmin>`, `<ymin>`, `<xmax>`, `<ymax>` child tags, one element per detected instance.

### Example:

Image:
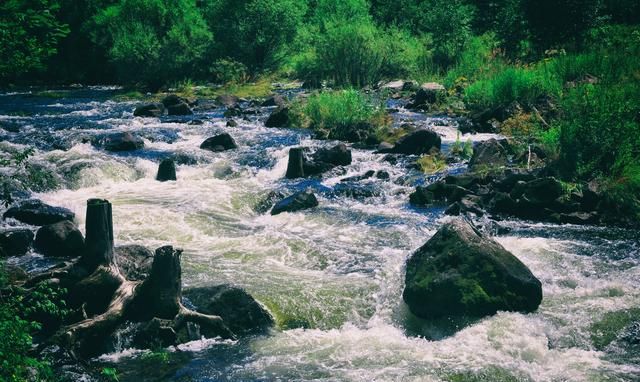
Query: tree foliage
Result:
<box><xmin>0</xmin><ymin>0</ymin><xmax>69</xmax><ymax>83</ymax></box>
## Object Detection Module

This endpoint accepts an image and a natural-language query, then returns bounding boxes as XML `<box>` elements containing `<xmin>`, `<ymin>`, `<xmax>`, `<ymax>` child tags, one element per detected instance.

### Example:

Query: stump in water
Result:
<box><xmin>156</xmin><ymin>159</ymin><xmax>177</xmax><ymax>182</ymax></box>
<box><xmin>286</xmin><ymin>147</ymin><xmax>305</xmax><ymax>179</ymax></box>
<box><xmin>26</xmin><ymin>199</ymin><xmax>234</xmax><ymax>359</ymax></box>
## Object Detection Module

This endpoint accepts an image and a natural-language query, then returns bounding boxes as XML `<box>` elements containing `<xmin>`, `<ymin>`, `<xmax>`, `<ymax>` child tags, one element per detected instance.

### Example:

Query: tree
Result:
<box><xmin>93</xmin><ymin>0</ymin><xmax>212</xmax><ymax>88</ymax></box>
<box><xmin>202</xmin><ymin>0</ymin><xmax>307</xmax><ymax>71</ymax></box>
<box><xmin>0</xmin><ymin>0</ymin><xmax>69</xmax><ymax>83</ymax></box>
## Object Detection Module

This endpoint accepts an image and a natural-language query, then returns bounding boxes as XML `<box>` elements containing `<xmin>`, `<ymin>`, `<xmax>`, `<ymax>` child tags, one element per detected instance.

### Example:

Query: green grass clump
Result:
<box><xmin>590</xmin><ymin>308</ymin><xmax>640</xmax><ymax>350</ymax></box>
<box><xmin>416</xmin><ymin>153</ymin><xmax>448</xmax><ymax>174</ymax></box>
<box><xmin>296</xmin><ymin>89</ymin><xmax>391</xmax><ymax>141</ymax></box>
<box><xmin>464</xmin><ymin>65</ymin><xmax>560</xmax><ymax>110</ymax></box>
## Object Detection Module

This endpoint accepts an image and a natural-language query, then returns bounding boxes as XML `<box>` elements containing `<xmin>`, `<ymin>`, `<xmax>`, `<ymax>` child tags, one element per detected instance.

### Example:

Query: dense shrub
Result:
<box><xmin>93</xmin><ymin>0</ymin><xmax>212</xmax><ymax>89</ymax></box>
<box><xmin>295</xmin><ymin>89</ymin><xmax>390</xmax><ymax>141</ymax></box>
<box><xmin>202</xmin><ymin>0</ymin><xmax>306</xmax><ymax>71</ymax></box>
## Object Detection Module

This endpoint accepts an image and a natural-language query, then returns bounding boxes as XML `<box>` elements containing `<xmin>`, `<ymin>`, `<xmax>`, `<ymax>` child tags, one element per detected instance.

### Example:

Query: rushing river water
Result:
<box><xmin>1</xmin><ymin>88</ymin><xmax>639</xmax><ymax>381</ymax></box>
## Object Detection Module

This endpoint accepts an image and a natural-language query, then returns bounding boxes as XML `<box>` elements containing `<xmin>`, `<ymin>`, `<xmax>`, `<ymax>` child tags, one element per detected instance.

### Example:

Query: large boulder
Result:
<box><xmin>469</xmin><ymin>139</ymin><xmax>510</xmax><ymax>170</ymax></box>
<box><xmin>0</xmin><ymin>229</ymin><xmax>34</xmax><ymax>256</ymax></box>
<box><xmin>3</xmin><ymin>200</ymin><xmax>75</xmax><ymax>226</ymax></box>
<box><xmin>102</xmin><ymin>132</ymin><xmax>145</xmax><ymax>152</ymax></box>
<box><xmin>34</xmin><ymin>220</ymin><xmax>85</xmax><ymax>258</ymax></box>
<box><xmin>183</xmin><ymin>284</ymin><xmax>274</xmax><ymax>335</ymax></box>
<box><xmin>265</xmin><ymin>106</ymin><xmax>290</xmax><ymax>128</ymax></box>
<box><xmin>115</xmin><ymin>244</ymin><xmax>154</xmax><ymax>281</ymax></box>
<box><xmin>200</xmin><ymin>133</ymin><xmax>238</xmax><ymax>152</ymax></box>
<box><xmin>403</xmin><ymin>218</ymin><xmax>542</xmax><ymax>319</ymax></box>
<box><xmin>134</xmin><ymin>103</ymin><xmax>165</xmax><ymax>117</ymax></box>
<box><xmin>271</xmin><ymin>189</ymin><xmax>319</xmax><ymax>215</ymax></box>
<box><xmin>312</xmin><ymin>143</ymin><xmax>352</xmax><ymax>166</ymax></box>
<box><xmin>384</xmin><ymin>129</ymin><xmax>441</xmax><ymax>155</ymax></box>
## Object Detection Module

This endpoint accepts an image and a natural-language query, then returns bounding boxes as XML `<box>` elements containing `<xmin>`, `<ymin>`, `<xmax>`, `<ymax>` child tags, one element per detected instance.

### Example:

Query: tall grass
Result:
<box><xmin>296</xmin><ymin>89</ymin><xmax>390</xmax><ymax>141</ymax></box>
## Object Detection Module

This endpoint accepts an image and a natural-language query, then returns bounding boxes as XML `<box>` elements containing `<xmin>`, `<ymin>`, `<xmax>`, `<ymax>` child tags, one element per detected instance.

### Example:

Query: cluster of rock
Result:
<box><xmin>134</xmin><ymin>95</ymin><xmax>194</xmax><ymax>117</ymax></box>
<box><xmin>410</xmin><ymin>167</ymin><xmax>607</xmax><ymax>225</ymax></box>
<box><xmin>1</xmin><ymin>200</ymin><xmax>82</xmax><ymax>258</ymax></box>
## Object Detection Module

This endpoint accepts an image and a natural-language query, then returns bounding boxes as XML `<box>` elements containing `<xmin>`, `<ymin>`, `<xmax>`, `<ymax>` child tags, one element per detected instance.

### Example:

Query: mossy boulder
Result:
<box><xmin>403</xmin><ymin>218</ymin><xmax>542</xmax><ymax>319</ymax></box>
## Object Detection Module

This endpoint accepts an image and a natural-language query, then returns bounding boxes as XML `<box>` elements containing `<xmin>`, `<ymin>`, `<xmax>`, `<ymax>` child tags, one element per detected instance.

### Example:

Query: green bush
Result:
<box><xmin>92</xmin><ymin>0</ymin><xmax>212</xmax><ymax>89</ymax></box>
<box><xmin>296</xmin><ymin>89</ymin><xmax>390</xmax><ymax>141</ymax></box>
<box><xmin>202</xmin><ymin>0</ymin><xmax>306</xmax><ymax>71</ymax></box>
<box><xmin>0</xmin><ymin>0</ymin><xmax>69</xmax><ymax>82</ymax></box>
<box><xmin>556</xmin><ymin>83</ymin><xmax>640</xmax><ymax>185</ymax></box>
<box><xmin>0</xmin><ymin>263</ymin><xmax>56</xmax><ymax>382</ymax></box>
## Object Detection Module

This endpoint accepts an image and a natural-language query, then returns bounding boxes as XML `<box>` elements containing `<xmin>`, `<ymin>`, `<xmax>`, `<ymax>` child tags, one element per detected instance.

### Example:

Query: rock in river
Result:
<box><xmin>403</xmin><ymin>218</ymin><xmax>542</xmax><ymax>319</ymax></box>
<box><xmin>3</xmin><ymin>199</ymin><xmax>75</xmax><ymax>226</ymax></box>
<box><xmin>183</xmin><ymin>284</ymin><xmax>274</xmax><ymax>335</ymax></box>
<box><xmin>34</xmin><ymin>220</ymin><xmax>85</xmax><ymax>258</ymax></box>
<box><xmin>156</xmin><ymin>158</ymin><xmax>177</xmax><ymax>181</ymax></box>
<box><xmin>265</xmin><ymin>106</ymin><xmax>290</xmax><ymax>128</ymax></box>
<box><xmin>0</xmin><ymin>228</ymin><xmax>34</xmax><ymax>256</ymax></box>
<box><xmin>134</xmin><ymin>103</ymin><xmax>165</xmax><ymax>117</ymax></box>
<box><xmin>381</xmin><ymin>129</ymin><xmax>441</xmax><ymax>155</ymax></box>
<box><xmin>200</xmin><ymin>133</ymin><xmax>238</xmax><ymax>152</ymax></box>
<box><xmin>271</xmin><ymin>189</ymin><xmax>319</xmax><ymax>215</ymax></box>
<box><xmin>102</xmin><ymin>132</ymin><xmax>145</xmax><ymax>152</ymax></box>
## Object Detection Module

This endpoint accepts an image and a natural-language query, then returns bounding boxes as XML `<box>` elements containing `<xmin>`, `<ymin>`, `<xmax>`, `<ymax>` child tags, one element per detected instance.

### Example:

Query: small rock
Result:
<box><xmin>200</xmin><ymin>133</ymin><xmax>238</xmax><ymax>152</ymax></box>
<box><xmin>184</xmin><ymin>284</ymin><xmax>274</xmax><ymax>335</ymax></box>
<box><xmin>384</xmin><ymin>129</ymin><xmax>441</xmax><ymax>155</ymax></box>
<box><xmin>226</xmin><ymin>119</ymin><xmax>238</xmax><ymax>127</ymax></box>
<box><xmin>102</xmin><ymin>132</ymin><xmax>145</xmax><ymax>152</ymax></box>
<box><xmin>312</xmin><ymin>143</ymin><xmax>352</xmax><ymax>166</ymax></box>
<box><xmin>116</xmin><ymin>245</ymin><xmax>154</xmax><ymax>281</ymax></box>
<box><xmin>167</xmin><ymin>102</ymin><xmax>193</xmax><ymax>116</ymax></box>
<box><xmin>216</xmin><ymin>94</ymin><xmax>239</xmax><ymax>108</ymax></box>
<box><xmin>271</xmin><ymin>189</ymin><xmax>319</xmax><ymax>215</ymax></box>
<box><xmin>261</xmin><ymin>94</ymin><xmax>286</xmax><ymax>107</ymax></box>
<box><xmin>3</xmin><ymin>200</ymin><xmax>75</xmax><ymax>226</ymax></box>
<box><xmin>34</xmin><ymin>220</ymin><xmax>84</xmax><ymax>258</ymax></box>
<box><xmin>265</xmin><ymin>106</ymin><xmax>290</xmax><ymax>128</ymax></box>
<box><xmin>134</xmin><ymin>103</ymin><xmax>165</xmax><ymax>117</ymax></box>
<box><xmin>469</xmin><ymin>139</ymin><xmax>510</xmax><ymax>170</ymax></box>
<box><xmin>0</xmin><ymin>228</ymin><xmax>34</xmax><ymax>256</ymax></box>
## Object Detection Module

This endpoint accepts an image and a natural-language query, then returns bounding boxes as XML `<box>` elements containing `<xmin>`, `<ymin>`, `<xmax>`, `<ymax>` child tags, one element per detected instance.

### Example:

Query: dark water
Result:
<box><xmin>1</xmin><ymin>88</ymin><xmax>638</xmax><ymax>381</ymax></box>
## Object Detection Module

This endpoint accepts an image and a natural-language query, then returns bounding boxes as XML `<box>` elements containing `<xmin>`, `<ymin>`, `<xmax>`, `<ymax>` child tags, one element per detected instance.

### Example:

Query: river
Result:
<box><xmin>1</xmin><ymin>87</ymin><xmax>638</xmax><ymax>381</ymax></box>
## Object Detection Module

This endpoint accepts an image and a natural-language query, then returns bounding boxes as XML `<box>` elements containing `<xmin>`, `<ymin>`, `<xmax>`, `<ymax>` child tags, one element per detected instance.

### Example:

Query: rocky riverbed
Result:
<box><xmin>1</xmin><ymin>86</ymin><xmax>639</xmax><ymax>381</ymax></box>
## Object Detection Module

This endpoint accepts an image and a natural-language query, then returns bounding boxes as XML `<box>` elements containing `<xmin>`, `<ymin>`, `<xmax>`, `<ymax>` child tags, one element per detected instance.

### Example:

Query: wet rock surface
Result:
<box><xmin>403</xmin><ymin>218</ymin><xmax>543</xmax><ymax>319</ymax></box>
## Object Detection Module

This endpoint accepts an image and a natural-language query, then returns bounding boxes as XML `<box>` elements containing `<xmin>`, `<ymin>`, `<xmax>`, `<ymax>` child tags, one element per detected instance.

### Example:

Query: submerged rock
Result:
<box><xmin>200</xmin><ymin>133</ymin><xmax>238</xmax><ymax>152</ymax></box>
<box><xmin>0</xmin><ymin>228</ymin><xmax>34</xmax><ymax>257</ymax></box>
<box><xmin>3</xmin><ymin>199</ymin><xmax>75</xmax><ymax>226</ymax></box>
<box><xmin>183</xmin><ymin>284</ymin><xmax>274</xmax><ymax>335</ymax></box>
<box><xmin>271</xmin><ymin>189</ymin><xmax>319</xmax><ymax>215</ymax></box>
<box><xmin>156</xmin><ymin>158</ymin><xmax>177</xmax><ymax>182</ymax></box>
<box><xmin>34</xmin><ymin>220</ymin><xmax>85</xmax><ymax>258</ymax></box>
<box><xmin>403</xmin><ymin>218</ymin><xmax>542</xmax><ymax>319</ymax></box>
<box><xmin>133</xmin><ymin>103</ymin><xmax>165</xmax><ymax>117</ymax></box>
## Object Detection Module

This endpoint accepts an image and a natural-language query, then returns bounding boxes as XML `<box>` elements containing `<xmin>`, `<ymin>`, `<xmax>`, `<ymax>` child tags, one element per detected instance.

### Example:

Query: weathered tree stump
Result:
<box><xmin>24</xmin><ymin>199</ymin><xmax>234</xmax><ymax>359</ymax></box>
<box><xmin>286</xmin><ymin>147</ymin><xmax>305</xmax><ymax>179</ymax></box>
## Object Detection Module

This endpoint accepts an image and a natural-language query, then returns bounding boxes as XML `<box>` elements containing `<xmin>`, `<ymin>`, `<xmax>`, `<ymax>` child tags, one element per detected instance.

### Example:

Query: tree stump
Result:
<box><xmin>286</xmin><ymin>147</ymin><xmax>305</xmax><ymax>179</ymax></box>
<box><xmin>25</xmin><ymin>199</ymin><xmax>234</xmax><ymax>359</ymax></box>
